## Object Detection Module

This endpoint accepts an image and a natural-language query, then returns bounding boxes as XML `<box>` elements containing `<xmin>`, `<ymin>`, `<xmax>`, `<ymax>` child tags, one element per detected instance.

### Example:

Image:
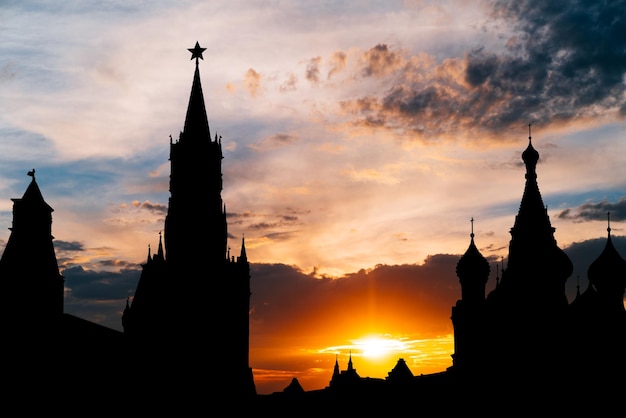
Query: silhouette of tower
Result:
<box><xmin>495</xmin><ymin>125</ymin><xmax>573</xmax><ymax>312</ymax></box>
<box><xmin>483</xmin><ymin>127</ymin><xmax>573</xmax><ymax>372</ymax></box>
<box><xmin>122</xmin><ymin>42</ymin><xmax>255</xmax><ymax>400</ymax></box>
<box><xmin>587</xmin><ymin>211</ymin><xmax>626</xmax><ymax>318</ymax></box>
<box><xmin>0</xmin><ymin>169</ymin><xmax>64</xmax><ymax>334</ymax></box>
<box><xmin>575</xmin><ymin>211</ymin><xmax>626</xmax><ymax>374</ymax></box>
<box><xmin>450</xmin><ymin>217</ymin><xmax>490</xmax><ymax>373</ymax></box>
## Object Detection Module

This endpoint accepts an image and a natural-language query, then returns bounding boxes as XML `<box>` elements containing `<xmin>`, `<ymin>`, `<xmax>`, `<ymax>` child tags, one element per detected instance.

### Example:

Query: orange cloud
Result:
<box><xmin>244</xmin><ymin>68</ymin><xmax>262</xmax><ymax>97</ymax></box>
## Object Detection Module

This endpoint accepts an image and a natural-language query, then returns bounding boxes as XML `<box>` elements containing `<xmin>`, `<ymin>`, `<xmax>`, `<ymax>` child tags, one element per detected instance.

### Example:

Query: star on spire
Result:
<box><xmin>188</xmin><ymin>41</ymin><xmax>206</xmax><ymax>62</ymax></box>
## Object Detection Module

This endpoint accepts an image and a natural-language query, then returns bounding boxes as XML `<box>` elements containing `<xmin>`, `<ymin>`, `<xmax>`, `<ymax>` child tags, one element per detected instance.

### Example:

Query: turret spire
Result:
<box><xmin>182</xmin><ymin>41</ymin><xmax>210</xmax><ymax>139</ymax></box>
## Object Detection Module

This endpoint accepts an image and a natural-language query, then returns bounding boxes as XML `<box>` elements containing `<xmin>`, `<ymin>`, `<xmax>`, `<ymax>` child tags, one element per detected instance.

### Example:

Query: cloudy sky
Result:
<box><xmin>2</xmin><ymin>0</ymin><xmax>626</xmax><ymax>394</ymax></box>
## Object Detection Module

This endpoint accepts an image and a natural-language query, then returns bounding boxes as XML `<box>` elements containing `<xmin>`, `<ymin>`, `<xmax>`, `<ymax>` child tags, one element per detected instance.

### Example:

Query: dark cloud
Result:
<box><xmin>227</xmin><ymin>208</ymin><xmax>304</xmax><ymax>238</ymax></box>
<box><xmin>342</xmin><ymin>1</ymin><xmax>626</xmax><ymax>140</ymax></box>
<box><xmin>59</xmin><ymin>233</ymin><xmax>623</xmax><ymax>343</ymax></box>
<box><xmin>62</xmin><ymin>265</ymin><xmax>140</xmax><ymax>330</ymax></box>
<box><xmin>250</xmin><ymin>255</ymin><xmax>464</xmax><ymax>340</ymax></box>
<box><xmin>249</xmin><ymin>235</ymin><xmax>625</xmax><ymax>345</ymax></box>
<box><xmin>557</xmin><ymin>197</ymin><xmax>626</xmax><ymax>222</ymax></box>
<box><xmin>54</xmin><ymin>240</ymin><xmax>85</xmax><ymax>252</ymax></box>
<box><xmin>473</xmin><ymin>0</ymin><xmax>626</xmax><ymax>124</ymax></box>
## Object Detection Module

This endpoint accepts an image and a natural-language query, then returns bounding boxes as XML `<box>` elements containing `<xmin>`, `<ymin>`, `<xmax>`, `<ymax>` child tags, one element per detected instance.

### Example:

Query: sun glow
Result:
<box><xmin>353</xmin><ymin>336</ymin><xmax>408</xmax><ymax>358</ymax></box>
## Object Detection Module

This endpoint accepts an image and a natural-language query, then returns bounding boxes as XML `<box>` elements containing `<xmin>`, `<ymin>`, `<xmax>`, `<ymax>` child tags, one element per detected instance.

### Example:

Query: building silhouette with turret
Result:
<box><xmin>448</xmin><ymin>130</ymin><xmax>626</xmax><ymax>406</ymax></box>
<box><xmin>120</xmin><ymin>41</ymin><xmax>256</xmax><ymax>401</ymax></box>
<box><xmin>0</xmin><ymin>42</ymin><xmax>254</xmax><ymax>410</ymax></box>
<box><xmin>1</xmin><ymin>43</ymin><xmax>625</xmax><ymax>412</ymax></box>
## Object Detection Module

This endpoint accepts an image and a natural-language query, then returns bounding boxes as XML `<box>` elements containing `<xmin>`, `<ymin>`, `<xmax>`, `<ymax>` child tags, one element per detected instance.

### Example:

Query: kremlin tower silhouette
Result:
<box><xmin>120</xmin><ymin>41</ymin><xmax>256</xmax><ymax>400</ymax></box>
<box><xmin>0</xmin><ymin>42</ymin><xmax>255</xmax><ymax>409</ymax></box>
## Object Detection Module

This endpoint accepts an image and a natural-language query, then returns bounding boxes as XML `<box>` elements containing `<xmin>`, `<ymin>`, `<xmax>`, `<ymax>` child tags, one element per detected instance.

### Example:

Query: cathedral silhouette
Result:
<box><xmin>1</xmin><ymin>42</ymin><xmax>624</xmax><ymax>412</ymax></box>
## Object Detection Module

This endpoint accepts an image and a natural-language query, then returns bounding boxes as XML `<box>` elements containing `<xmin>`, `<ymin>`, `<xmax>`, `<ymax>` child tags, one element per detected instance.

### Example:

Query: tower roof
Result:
<box><xmin>588</xmin><ymin>212</ymin><xmax>626</xmax><ymax>295</ymax></box>
<box><xmin>182</xmin><ymin>41</ymin><xmax>211</xmax><ymax>140</ymax></box>
<box><xmin>456</xmin><ymin>217</ymin><xmax>490</xmax><ymax>281</ymax></box>
<box><xmin>16</xmin><ymin>169</ymin><xmax>53</xmax><ymax>212</ymax></box>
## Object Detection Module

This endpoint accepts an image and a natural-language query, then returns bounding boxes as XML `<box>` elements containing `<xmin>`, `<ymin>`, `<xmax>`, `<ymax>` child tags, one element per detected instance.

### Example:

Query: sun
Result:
<box><xmin>353</xmin><ymin>336</ymin><xmax>406</xmax><ymax>359</ymax></box>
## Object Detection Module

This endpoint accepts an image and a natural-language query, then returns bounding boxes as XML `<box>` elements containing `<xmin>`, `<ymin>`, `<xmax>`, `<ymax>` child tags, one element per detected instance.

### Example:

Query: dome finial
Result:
<box><xmin>470</xmin><ymin>217</ymin><xmax>475</xmax><ymax>239</ymax></box>
<box><xmin>528</xmin><ymin>123</ymin><xmax>532</xmax><ymax>144</ymax></box>
<box><xmin>607</xmin><ymin>210</ymin><xmax>611</xmax><ymax>235</ymax></box>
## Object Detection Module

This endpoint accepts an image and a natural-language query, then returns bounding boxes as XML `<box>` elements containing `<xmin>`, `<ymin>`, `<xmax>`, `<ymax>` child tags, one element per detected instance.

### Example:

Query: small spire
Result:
<box><xmin>157</xmin><ymin>231</ymin><xmax>164</xmax><ymax>260</ymax></box>
<box><xmin>470</xmin><ymin>217</ymin><xmax>475</xmax><ymax>239</ymax></box>
<box><xmin>146</xmin><ymin>243</ymin><xmax>152</xmax><ymax>264</ymax></box>
<box><xmin>239</xmin><ymin>234</ymin><xmax>248</xmax><ymax>262</ymax></box>
<box><xmin>528</xmin><ymin>123</ymin><xmax>532</xmax><ymax>144</ymax></box>
<box><xmin>607</xmin><ymin>211</ymin><xmax>611</xmax><ymax>235</ymax></box>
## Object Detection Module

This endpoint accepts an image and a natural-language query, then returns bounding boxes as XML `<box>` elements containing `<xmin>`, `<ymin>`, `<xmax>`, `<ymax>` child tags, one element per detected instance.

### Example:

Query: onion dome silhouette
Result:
<box><xmin>587</xmin><ymin>212</ymin><xmax>626</xmax><ymax>302</ymax></box>
<box><xmin>521</xmin><ymin>128</ymin><xmax>539</xmax><ymax>171</ymax></box>
<box><xmin>456</xmin><ymin>218</ymin><xmax>490</xmax><ymax>303</ymax></box>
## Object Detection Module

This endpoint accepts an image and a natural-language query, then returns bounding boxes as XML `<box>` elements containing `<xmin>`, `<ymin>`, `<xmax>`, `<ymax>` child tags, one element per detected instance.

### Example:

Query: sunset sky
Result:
<box><xmin>2</xmin><ymin>0</ymin><xmax>626</xmax><ymax>394</ymax></box>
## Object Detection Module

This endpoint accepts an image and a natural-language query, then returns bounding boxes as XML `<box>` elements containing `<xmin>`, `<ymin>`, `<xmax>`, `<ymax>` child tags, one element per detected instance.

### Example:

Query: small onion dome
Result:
<box><xmin>522</xmin><ymin>138</ymin><xmax>539</xmax><ymax>168</ymax></box>
<box><xmin>588</xmin><ymin>223</ymin><xmax>626</xmax><ymax>295</ymax></box>
<box><xmin>522</xmin><ymin>124</ymin><xmax>539</xmax><ymax>168</ymax></box>
<box><xmin>457</xmin><ymin>219</ymin><xmax>490</xmax><ymax>282</ymax></box>
<box><xmin>456</xmin><ymin>234</ymin><xmax>490</xmax><ymax>281</ymax></box>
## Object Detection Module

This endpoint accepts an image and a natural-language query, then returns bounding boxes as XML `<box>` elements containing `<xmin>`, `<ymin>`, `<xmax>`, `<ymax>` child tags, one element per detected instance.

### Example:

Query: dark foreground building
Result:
<box><xmin>254</xmin><ymin>130</ymin><xmax>626</xmax><ymax>414</ymax></box>
<box><xmin>0</xmin><ymin>43</ymin><xmax>254</xmax><ymax>412</ymax></box>
<box><xmin>120</xmin><ymin>41</ymin><xmax>256</xmax><ymax>402</ymax></box>
<box><xmin>1</xmin><ymin>43</ymin><xmax>624</xmax><ymax>413</ymax></box>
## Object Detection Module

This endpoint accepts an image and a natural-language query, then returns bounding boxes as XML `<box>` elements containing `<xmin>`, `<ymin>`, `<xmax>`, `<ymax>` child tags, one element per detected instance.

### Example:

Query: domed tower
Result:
<box><xmin>481</xmin><ymin>126</ymin><xmax>573</xmax><ymax>380</ymax></box>
<box><xmin>500</xmin><ymin>126</ymin><xmax>573</xmax><ymax>313</ymax></box>
<box><xmin>575</xmin><ymin>212</ymin><xmax>626</xmax><ymax>378</ymax></box>
<box><xmin>450</xmin><ymin>218</ymin><xmax>490</xmax><ymax>373</ymax></box>
<box><xmin>587</xmin><ymin>212</ymin><xmax>626</xmax><ymax>318</ymax></box>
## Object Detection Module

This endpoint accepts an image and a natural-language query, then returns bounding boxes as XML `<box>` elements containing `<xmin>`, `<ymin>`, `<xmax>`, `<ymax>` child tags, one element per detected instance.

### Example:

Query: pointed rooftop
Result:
<box><xmin>15</xmin><ymin>169</ymin><xmax>53</xmax><ymax>212</ymax></box>
<box><xmin>182</xmin><ymin>41</ymin><xmax>211</xmax><ymax>141</ymax></box>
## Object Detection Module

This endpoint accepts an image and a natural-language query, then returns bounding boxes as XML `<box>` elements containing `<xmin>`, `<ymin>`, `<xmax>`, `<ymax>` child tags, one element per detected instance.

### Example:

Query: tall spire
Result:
<box><xmin>182</xmin><ymin>41</ymin><xmax>211</xmax><ymax>140</ymax></box>
<box><xmin>239</xmin><ymin>234</ymin><xmax>247</xmax><ymax>262</ymax></box>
